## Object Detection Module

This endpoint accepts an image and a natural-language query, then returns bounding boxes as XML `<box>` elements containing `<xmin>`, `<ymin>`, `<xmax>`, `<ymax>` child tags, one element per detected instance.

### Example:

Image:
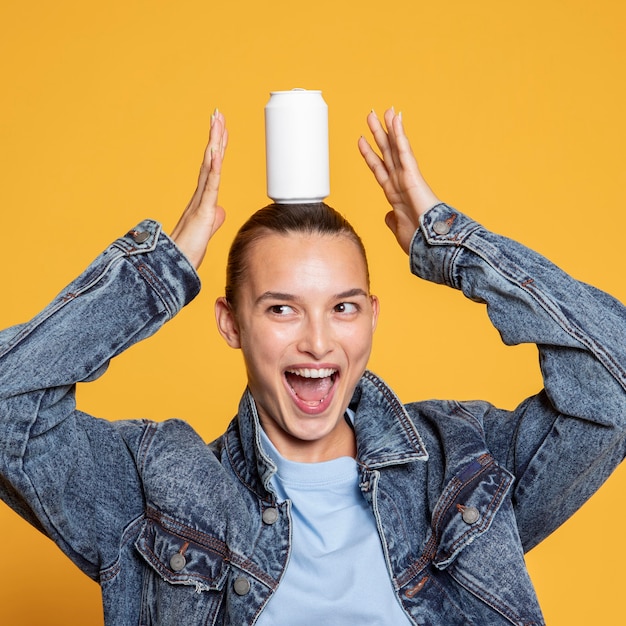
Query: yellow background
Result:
<box><xmin>1</xmin><ymin>0</ymin><xmax>625</xmax><ymax>623</ymax></box>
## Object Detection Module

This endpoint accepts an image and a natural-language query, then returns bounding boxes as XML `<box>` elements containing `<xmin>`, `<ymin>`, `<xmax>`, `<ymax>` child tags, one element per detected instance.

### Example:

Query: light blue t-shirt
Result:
<box><xmin>257</xmin><ymin>425</ymin><xmax>411</xmax><ymax>625</ymax></box>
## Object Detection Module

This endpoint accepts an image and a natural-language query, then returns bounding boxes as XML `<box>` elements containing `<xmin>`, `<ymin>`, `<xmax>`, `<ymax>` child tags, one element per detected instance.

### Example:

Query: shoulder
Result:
<box><xmin>404</xmin><ymin>398</ymin><xmax>495</xmax><ymax>437</ymax></box>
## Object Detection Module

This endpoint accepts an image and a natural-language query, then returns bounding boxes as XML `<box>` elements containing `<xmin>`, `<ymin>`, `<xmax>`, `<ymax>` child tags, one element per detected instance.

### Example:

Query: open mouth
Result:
<box><xmin>284</xmin><ymin>367</ymin><xmax>338</xmax><ymax>411</ymax></box>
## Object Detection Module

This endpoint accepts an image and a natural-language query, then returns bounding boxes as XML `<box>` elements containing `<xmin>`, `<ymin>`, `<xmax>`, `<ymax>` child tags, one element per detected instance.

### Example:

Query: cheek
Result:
<box><xmin>344</xmin><ymin>324</ymin><xmax>374</xmax><ymax>362</ymax></box>
<box><xmin>239</xmin><ymin>324</ymin><xmax>292</xmax><ymax>371</ymax></box>
<box><xmin>245</xmin><ymin>325</ymin><xmax>293</xmax><ymax>352</ymax></box>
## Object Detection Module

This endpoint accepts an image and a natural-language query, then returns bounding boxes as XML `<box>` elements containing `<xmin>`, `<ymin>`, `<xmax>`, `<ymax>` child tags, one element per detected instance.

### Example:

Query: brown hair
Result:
<box><xmin>225</xmin><ymin>202</ymin><xmax>369</xmax><ymax>310</ymax></box>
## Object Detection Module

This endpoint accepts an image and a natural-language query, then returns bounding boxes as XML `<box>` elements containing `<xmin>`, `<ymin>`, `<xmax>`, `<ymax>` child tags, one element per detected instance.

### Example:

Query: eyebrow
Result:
<box><xmin>255</xmin><ymin>288</ymin><xmax>369</xmax><ymax>306</ymax></box>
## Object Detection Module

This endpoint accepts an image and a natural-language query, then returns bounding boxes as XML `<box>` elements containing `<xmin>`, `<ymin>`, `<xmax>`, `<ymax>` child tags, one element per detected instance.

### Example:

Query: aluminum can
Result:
<box><xmin>265</xmin><ymin>89</ymin><xmax>329</xmax><ymax>203</ymax></box>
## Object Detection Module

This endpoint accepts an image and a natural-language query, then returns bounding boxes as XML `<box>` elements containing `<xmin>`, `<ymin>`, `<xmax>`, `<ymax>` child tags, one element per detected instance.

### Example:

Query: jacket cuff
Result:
<box><xmin>112</xmin><ymin>219</ymin><xmax>201</xmax><ymax>317</ymax></box>
<box><xmin>409</xmin><ymin>203</ymin><xmax>483</xmax><ymax>287</ymax></box>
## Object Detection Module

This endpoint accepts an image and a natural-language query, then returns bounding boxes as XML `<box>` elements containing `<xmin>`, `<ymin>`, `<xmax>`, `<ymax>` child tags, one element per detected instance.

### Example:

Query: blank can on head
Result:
<box><xmin>264</xmin><ymin>89</ymin><xmax>329</xmax><ymax>204</ymax></box>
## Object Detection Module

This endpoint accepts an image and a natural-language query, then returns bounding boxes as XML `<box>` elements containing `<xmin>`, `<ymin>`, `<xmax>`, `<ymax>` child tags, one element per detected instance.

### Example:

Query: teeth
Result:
<box><xmin>286</xmin><ymin>367</ymin><xmax>336</xmax><ymax>379</ymax></box>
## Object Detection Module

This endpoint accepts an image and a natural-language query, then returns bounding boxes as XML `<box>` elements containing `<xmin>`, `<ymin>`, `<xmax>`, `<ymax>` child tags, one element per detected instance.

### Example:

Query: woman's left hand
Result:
<box><xmin>358</xmin><ymin>108</ymin><xmax>440</xmax><ymax>254</ymax></box>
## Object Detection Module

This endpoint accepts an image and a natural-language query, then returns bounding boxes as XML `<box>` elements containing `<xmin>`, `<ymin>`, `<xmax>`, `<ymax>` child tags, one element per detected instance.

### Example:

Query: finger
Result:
<box><xmin>200</xmin><ymin>149</ymin><xmax>222</xmax><ymax>207</ymax></box>
<box><xmin>200</xmin><ymin>122</ymin><xmax>226</xmax><ymax>208</ymax></box>
<box><xmin>190</xmin><ymin>115</ymin><xmax>223</xmax><ymax>210</ymax></box>
<box><xmin>220</xmin><ymin>127</ymin><xmax>229</xmax><ymax>159</ymax></box>
<box><xmin>210</xmin><ymin>110</ymin><xmax>228</xmax><ymax>160</ymax></box>
<box><xmin>213</xmin><ymin>107</ymin><xmax>225</xmax><ymax>126</ymax></box>
<box><xmin>204</xmin><ymin>117</ymin><xmax>226</xmax><ymax>174</ymax></box>
<box><xmin>357</xmin><ymin>134</ymin><xmax>376</xmax><ymax>161</ymax></box>
<box><xmin>196</xmin><ymin>115</ymin><xmax>221</xmax><ymax>184</ymax></box>
<box><xmin>383</xmin><ymin>108</ymin><xmax>402</xmax><ymax>171</ymax></box>
<box><xmin>208</xmin><ymin>113</ymin><xmax>224</xmax><ymax>153</ymax></box>
<box><xmin>358</xmin><ymin>135</ymin><xmax>390</xmax><ymax>188</ymax></box>
<box><xmin>392</xmin><ymin>114</ymin><xmax>418</xmax><ymax>171</ymax></box>
<box><xmin>367</xmin><ymin>110</ymin><xmax>395</xmax><ymax>170</ymax></box>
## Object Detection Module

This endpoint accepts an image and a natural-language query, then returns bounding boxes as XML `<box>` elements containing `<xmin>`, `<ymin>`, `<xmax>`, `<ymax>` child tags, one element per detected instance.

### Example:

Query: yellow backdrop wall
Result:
<box><xmin>1</xmin><ymin>0</ymin><xmax>625</xmax><ymax>624</ymax></box>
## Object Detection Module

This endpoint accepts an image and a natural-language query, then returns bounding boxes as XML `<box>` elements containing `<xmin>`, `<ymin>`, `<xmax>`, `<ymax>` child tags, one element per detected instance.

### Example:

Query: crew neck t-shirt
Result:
<box><xmin>256</xmin><ymin>425</ymin><xmax>411</xmax><ymax>625</ymax></box>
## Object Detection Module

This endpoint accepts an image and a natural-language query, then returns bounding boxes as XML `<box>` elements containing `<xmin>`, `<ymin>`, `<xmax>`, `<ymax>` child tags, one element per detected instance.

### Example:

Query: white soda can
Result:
<box><xmin>265</xmin><ymin>89</ymin><xmax>329</xmax><ymax>204</ymax></box>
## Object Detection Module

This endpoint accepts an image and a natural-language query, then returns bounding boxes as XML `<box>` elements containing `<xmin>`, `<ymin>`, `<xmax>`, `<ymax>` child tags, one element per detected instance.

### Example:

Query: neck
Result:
<box><xmin>262</xmin><ymin>418</ymin><xmax>356</xmax><ymax>463</ymax></box>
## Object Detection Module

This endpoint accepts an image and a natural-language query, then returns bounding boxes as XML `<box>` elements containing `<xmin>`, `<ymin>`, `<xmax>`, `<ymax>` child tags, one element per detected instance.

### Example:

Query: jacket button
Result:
<box><xmin>169</xmin><ymin>553</ymin><xmax>186</xmax><ymax>572</ymax></box>
<box><xmin>132</xmin><ymin>230</ymin><xmax>150</xmax><ymax>243</ymax></box>
<box><xmin>262</xmin><ymin>507</ymin><xmax>279</xmax><ymax>525</ymax></box>
<box><xmin>462</xmin><ymin>506</ymin><xmax>480</xmax><ymax>525</ymax></box>
<box><xmin>234</xmin><ymin>576</ymin><xmax>251</xmax><ymax>596</ymax></box>
<box><xmin>433</xmin><ymin>220</ymin><xmax>451</xmax><ymax>235</ymax></box>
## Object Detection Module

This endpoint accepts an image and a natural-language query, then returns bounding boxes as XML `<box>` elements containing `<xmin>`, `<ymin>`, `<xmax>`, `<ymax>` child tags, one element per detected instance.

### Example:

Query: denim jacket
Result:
<box><xmin>1</xmin><ymin>204</ymin><xmax>625</xmax><ymax>625</ymax></box>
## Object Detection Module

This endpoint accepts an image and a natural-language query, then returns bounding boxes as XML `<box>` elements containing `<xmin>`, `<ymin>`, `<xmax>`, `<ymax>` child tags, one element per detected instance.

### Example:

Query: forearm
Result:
<box><xmin>410</xmin><ymin>203</ymin><xmax>626</xmax><ymax>424</ymax></box>
<box><xmin>0</xmin><ymin>220</ymin><xmax>200</xmax><ymax>401</ymax></box>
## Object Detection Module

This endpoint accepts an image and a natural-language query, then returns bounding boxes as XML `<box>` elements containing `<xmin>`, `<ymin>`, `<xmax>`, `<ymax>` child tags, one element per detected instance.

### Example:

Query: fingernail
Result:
<box><xmin>370</xmin><ymin>109</ymin><xmax>378</xmax><ymax>118</ymax></box>
<box><xmin>398</xmin><ymin>111</ymin><xmax>403</xmax><ymax>121</ymax></box>
<box><xmin>210</xmin><ymin>113</ymin><xmax>216</xmax><ymax>127</ymax></box>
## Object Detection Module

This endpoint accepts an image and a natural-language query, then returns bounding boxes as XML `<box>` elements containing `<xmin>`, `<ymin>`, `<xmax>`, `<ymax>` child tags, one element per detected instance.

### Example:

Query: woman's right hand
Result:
<box><xmin>171</xmin><ymin>110</ymin><xmax>228</xmax><ymax>270</ymax></box>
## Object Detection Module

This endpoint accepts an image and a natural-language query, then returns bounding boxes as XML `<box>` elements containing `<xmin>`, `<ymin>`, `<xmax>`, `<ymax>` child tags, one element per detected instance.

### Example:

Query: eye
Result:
<box><xmin>268</xmin><ymin>304</ymin><xmax>295</xmax><ymax>316</ymax></box>
<box><xmin>334</xmin><ymin>302</ymin><xmax>359</xmax><ymax>314</ymax></box>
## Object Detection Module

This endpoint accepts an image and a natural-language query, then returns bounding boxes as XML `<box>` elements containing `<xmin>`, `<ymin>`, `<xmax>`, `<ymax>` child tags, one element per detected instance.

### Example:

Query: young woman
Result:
<box><xmin>1</xmin><ymin>110</ymin><xmax>624</xmax><ymax>625</ymax></box>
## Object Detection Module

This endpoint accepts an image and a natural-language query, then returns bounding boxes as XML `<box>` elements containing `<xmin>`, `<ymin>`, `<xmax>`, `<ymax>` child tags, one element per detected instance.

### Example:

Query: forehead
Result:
<box><xmin>244</xmin><ymin>231</ymin><xmax>369</xmax><ymax>293</ymax></box>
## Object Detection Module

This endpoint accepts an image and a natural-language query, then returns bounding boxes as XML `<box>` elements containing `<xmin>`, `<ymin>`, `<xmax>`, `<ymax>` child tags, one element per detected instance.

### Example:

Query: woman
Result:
<box><xmin>1</xmin><ymin>109</ymin><xmax>624</xmax><ymax>624</ymax></box>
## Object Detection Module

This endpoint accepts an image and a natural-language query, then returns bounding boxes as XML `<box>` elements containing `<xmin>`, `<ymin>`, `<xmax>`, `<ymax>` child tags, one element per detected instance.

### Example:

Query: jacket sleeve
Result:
<box><xmin>410</xmin><ymin>203</ymin><xmax>626</xmax><ymax>550</ymax></box>
<box><xmin>0</xmin><ymin>220</ymin><xmax>200</xmax><ymax>579</ymax></box>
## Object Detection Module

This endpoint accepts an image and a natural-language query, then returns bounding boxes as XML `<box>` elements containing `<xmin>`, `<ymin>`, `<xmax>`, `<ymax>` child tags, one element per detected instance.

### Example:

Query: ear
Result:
<box><xmin>215</xmin><ymin>297</ymin><xmax>241</xmax><ymax>349</ymax></box>
<box><xmin>370</xmin><ymin>294</ymin><xmax>380</xmax><ymax>333</ymax></box>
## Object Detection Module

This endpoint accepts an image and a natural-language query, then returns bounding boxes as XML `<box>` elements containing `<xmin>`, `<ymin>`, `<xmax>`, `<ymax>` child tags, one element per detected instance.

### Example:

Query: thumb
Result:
<box><xmin>384</xmin><ymin>210</ymin><xmax>413</xmax><ymax>255</ymax></box>
<box><xmin>384</xmin><ymin>210</ymin><xmax>398</xmax><ymax>235</ymax></box>
<box><xmin>210</xmin><ymin>205</ymin><xmax>227</xmax><ymax>239</ymax></box>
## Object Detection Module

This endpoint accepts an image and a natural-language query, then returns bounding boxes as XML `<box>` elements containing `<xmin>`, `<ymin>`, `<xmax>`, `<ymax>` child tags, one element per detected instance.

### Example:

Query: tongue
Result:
<box><xmin>286</xmin><ymin>373</ymin><xmax>333</xmax><ymax>403</ymax></box>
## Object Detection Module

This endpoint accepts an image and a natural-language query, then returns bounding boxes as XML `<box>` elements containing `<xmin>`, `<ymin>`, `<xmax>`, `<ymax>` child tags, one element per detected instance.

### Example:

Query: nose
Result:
<box><xmin>297</xmin><ymin>313</ymin><xmax>334</xmax><ymax>360</ymax></box>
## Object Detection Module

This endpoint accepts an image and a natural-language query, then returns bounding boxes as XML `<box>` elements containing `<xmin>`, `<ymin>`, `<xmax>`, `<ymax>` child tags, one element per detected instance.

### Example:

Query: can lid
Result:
<box><xmin>269</xmin><ymin>88</ymin><xmax>322</xmax><ymax>95</ymax></box>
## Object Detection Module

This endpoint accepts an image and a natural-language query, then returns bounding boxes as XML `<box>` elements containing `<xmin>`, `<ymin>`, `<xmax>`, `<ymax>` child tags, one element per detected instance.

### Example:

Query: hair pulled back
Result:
<box><xmin>225</xmin><ymin>202</ymin><xmax>369</xmax><ymax>310</ymax></box>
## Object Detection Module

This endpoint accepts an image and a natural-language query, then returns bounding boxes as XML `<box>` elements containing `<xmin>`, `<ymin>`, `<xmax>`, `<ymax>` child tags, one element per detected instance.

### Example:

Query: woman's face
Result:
<box><xmin>216</xmin><ymin>231</ymin><xmax>379</xmax><ymax>462</ymax></box>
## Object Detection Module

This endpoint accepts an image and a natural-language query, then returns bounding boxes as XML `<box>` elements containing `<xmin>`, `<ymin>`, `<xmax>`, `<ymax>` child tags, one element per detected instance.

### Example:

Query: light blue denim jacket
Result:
<box><xmin>1</xmin><ymin>204</ymin><xmax>625</xmax><ymax>625</ymax></box>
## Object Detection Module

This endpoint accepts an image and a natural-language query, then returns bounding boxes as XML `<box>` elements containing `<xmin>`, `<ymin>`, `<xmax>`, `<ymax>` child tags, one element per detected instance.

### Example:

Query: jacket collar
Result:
<box><xmin>352</xmin><ymin>371</ymin><xmax>429</xmax><ymax>468</ymax></box>
<box><xmin>224</xmin><ymin>370</ymin><xmax>429</xmax><ymax>499</ymax></box>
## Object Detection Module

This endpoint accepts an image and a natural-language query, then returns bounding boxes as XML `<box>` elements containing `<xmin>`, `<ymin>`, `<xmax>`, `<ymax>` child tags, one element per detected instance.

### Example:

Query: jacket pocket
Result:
<box><xmin>136</xmin><ymin>515</ymin><xmax>230</xmax><ymax>591</ymax></box>
<box><xmin>429</xmin><ymin>456</ymin><xmax>544</xmax><ymax>625</ymax></box>
<box><xmin>431</xmin><ymin>454</ymin><xmax>514</xmax><ymax>568</ymax></box>
<box><xmin>135</xmin><ymin>515</ymin><xmax>229</xmax><ymax>625</ymax></box>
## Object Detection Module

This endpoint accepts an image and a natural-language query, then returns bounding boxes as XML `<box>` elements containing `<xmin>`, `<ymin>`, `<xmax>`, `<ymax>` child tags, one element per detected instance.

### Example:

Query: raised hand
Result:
<box><xmin>358</xmin><ymin>109</ymin><xmax>440</xmax><ymax>254</ymax></box>
<box><xmin>171</xmin><ymin>110</ymin><xmax>228</xmax><ymax>269</ymax></box>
